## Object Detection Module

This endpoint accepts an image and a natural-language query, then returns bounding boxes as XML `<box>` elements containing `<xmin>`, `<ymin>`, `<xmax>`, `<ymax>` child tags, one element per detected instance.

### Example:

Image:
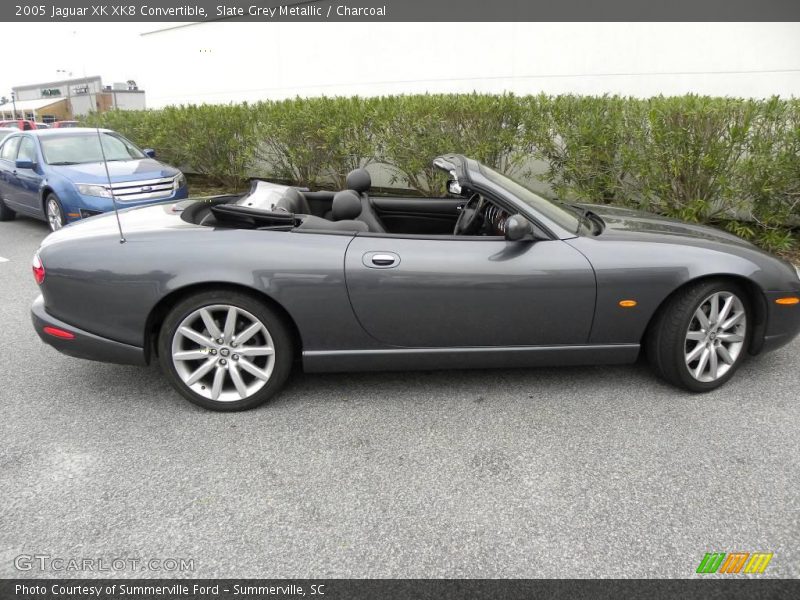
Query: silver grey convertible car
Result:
<box><xmin>31</xmin><ymin>154</ymin><xmax>800</xmax><ymax>410</ymax></box>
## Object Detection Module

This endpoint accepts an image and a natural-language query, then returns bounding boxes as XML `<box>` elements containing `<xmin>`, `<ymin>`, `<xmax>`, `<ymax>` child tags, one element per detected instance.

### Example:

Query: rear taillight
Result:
<box><xmin>32</xmin><ymin>252</ymin><xmax>45</xmax><ymax>285</ymax></box>
<box><xmin>43</xmin><ymin>326</ymin><xmax>74</xmax><ymax>339</ymax></box>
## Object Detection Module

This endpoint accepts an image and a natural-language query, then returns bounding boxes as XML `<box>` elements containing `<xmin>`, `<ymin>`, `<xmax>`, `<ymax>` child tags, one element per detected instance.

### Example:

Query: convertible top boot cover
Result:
<box><xmin>297</xmin><ymin>215</ymin><xmax>368</xmax><ymax>232</ymax></box>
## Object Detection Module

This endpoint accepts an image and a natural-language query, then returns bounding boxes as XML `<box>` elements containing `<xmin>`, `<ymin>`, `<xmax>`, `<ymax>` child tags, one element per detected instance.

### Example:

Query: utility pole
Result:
<box><xmin>56</xmin><ymin>69</ymin><xmax>73</xmax><ymax>119</ymax></box>
<box><xmin>11</xmin><ymin>91</ymin><xmax>17</xmax><ymax>120</ymax></box>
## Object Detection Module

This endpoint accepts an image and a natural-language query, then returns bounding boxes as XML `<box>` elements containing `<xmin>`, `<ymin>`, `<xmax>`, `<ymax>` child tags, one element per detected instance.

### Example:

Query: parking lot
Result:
<box><xmin>1</xmin><ymin>214</ymin><xmax>799</xmax><ymax>579</ymax></box>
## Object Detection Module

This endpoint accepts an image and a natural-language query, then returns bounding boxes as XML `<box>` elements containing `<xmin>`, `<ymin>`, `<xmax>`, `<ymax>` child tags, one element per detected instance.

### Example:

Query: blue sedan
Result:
<box><xmin>0</xmin><ymin>128</ymin><xmax>188</xmax><ymax>231</ymax></box>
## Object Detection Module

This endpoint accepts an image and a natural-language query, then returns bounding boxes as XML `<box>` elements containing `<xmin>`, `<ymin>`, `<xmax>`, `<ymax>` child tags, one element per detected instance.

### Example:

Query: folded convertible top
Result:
<box><xmin>210</xmin><ymin>204</ymin><xmax>299</xmax><ymax>229</ymax></box>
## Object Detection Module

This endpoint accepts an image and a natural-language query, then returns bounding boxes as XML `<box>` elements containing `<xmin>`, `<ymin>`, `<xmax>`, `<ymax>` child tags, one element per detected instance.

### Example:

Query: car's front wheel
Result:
<box><xmin>647</xmin><ymin>279</ymin><xmax>751</xmax><ymax>392</ymax></box>
<box><xmin>157</xmin><ymin>290</ymin><xmax>293</xmax><ymax>411</ymax></box>
<box><xmin>45</xmin><ymin>194</ymin><xmax>65</xmax><ymax>231</ymax></box>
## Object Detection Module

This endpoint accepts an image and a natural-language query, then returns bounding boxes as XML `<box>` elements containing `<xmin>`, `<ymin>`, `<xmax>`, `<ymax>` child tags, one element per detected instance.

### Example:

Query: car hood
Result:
<box><xmin>575</xmin><ymin>203</ymin><xmax>756</xmax><ymax>248</ymax></box>
<box><xmin>40</xmin><ymin>200</ymin><xmax>198</xmax><ymax>247</ymax></box>
<box><xmin>50</xmin><ymin>158</ymin><xmax>179</xmax><ymax>183</ymax></box>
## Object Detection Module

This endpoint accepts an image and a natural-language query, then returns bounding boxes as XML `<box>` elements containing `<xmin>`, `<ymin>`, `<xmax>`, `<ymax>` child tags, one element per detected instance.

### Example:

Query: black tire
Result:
<box><xmin>647</xmin><ymin>279</ymin><xmax>751</xmax><ymax>392</ymax></box>
<box><xmin>0</xmin><ymin>196</ymin><xmax>15</xmax><ymax>221</ymax></box>
<box><xmin>45</xmin><ymin>193</ymin><xmax>65</xmax><ymax>231</ymax></box>
<box><xmin>157</xmin><ymin>290</ymin><xmax>294</xmax><ymax>411</ymax></box>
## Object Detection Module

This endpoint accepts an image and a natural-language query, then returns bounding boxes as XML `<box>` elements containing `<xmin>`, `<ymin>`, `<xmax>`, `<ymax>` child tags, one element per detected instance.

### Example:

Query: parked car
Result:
<box><xmin>52</xmin><ymin>120</ymin><xmax>80</xmax><ymax>128</ymax></box>
<box><xmin>0</xmin><ymin>128</ymin><xmax>188</xmax><ymax>231</ymax></box>
<box><xmin>35</xmin><ymin>122</ymin><xmax>51</xmax><ymax>129</ymax></box>
<box><xmin>0</xmin><ymin>119</ymin><xmax>37</xmax><ymax>130</ymax></box>
<box><xmin>30</xmin><ymin>155</ymin><xmax>800</xmax><ymax>411</ymax></box>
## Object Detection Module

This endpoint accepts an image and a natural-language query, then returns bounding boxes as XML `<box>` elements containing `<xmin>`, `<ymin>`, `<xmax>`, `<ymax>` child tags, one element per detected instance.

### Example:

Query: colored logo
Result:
<box><xmin>696</xmin><ymin>552</ymin><xmax>773</xmax><ymax>574</ymax></box>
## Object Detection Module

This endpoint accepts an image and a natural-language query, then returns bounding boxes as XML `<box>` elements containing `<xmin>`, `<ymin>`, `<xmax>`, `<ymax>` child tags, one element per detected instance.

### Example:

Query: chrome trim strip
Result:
<box><xmin>303</xmin><ymin>344</ymin><xmax>641</xmax><ymax>373</ymax></box>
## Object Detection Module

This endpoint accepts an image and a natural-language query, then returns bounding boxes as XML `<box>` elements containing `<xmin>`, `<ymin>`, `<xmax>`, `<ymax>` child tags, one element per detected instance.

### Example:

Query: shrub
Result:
<box><xmin>520</xmin><ymin>94</ymin><xmax>633</xmax><ymax>204</ymax></box>
<box><xmin>85</xmin><ymin>94</ymin><xmax>798</xmax><ymax>252</ymax></box>
<box><xmin>254</xmin><ymin>96</ymin><xmax>380</xmax><ymax>189</ymax></box>
<box><xmin>620</xmin><ymin>95</ymin><xmax>758</xmax><ymax>221</ymax></box>
<box><xmin>376</xmin><ymin>94</ymin><xmax>523</xmax><ymax>195</ymax></box>
<box><xmin>87</xmin><ymin>104</ymin><xmax>258</xmax><ymax>190</ymax></box>
<box><xmin>732</xmin><ymin>97</ymin><xmax>800</xmax><ymax>251</ymax></box>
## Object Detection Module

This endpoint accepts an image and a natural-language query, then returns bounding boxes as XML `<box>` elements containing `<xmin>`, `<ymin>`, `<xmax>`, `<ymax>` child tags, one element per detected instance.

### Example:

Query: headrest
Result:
<box><xmin>279</xmin><ymin>187</ymin><xmax>308</xmax><ymax>212</ymax></box>
<box><xmin>332</xmin><ymin>190</ymin><xmax>362</xmax><ymax>221</ymax></box>
<box><xmin>346</xmin><ymin>168</ymin><xmax>371</xmax><ymax>193</ymax></box>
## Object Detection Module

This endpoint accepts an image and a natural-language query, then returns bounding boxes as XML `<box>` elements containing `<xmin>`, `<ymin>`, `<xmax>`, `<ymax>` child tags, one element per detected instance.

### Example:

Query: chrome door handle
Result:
<box><xmin>362</xmin><ymin>251</ymin><xmax>401</xmax><ymax>269</ymax></box>
<box><xmin>371</xmin><ymin>254</ymin><xmax>397</xmax><ymax>266</ymax></box>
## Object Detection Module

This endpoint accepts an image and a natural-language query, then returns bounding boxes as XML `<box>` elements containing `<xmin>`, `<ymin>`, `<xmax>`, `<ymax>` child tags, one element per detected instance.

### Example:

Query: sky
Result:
<box><xmin>0</xmin><ymin>22</ymin><xmax>799</xmax><ymax>107</ymax></box>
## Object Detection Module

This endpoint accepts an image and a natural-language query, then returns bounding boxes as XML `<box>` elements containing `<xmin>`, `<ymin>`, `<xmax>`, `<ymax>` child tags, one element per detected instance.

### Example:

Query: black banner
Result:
<box><xmin>2</xmin><ymin>579</ymin><xmax>800</xmax><ymax>600</ymax></box>
<box><xmin>4</xmin><ymin>0</ymin><xmax>800</xmax><ymax>22</ymax></box>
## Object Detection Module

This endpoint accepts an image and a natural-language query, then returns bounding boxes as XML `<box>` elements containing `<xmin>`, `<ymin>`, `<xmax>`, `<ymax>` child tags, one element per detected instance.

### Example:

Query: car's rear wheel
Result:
<box><xmin>45</xmin><ymin>194</ymin><xmax>65</xmax><ymax>231</ymax></box>
<box><xmin>0</xmin><ymin>196</ymin><xmax>15</xmax><ymax>221</ymax></box>
<box><xmin>647</xmin><ymin>279</ymin><xmax>751</xmax><ymax>392</ymax></box>
<box><xmin>157</xmin><ymin>290</ymin><xmax>293</xmax><ymax>411</ymax></box>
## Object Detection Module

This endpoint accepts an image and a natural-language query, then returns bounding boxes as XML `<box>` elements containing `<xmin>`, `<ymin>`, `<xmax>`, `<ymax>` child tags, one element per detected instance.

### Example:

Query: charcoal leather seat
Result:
<box><xmin>346</xmin><ymin>168</ymin><xmax>385</xmax><ymax>233</ymax></box>
<box><xmin>275</xmin><ymin>188</ymin><xmax>311</xmax><ymax>214</ymax></box>
<box><xmin>296</xmin><ymin>190</ymin><xmax>368</xmax><ymax>232</ymax></box>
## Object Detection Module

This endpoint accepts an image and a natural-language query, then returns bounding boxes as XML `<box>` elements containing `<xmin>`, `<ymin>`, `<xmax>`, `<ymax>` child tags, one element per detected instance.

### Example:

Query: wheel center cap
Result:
<box><xmin>709</xmin><ymin>332</ymin><xmax>717</xmax><ymax>340</ymax></box>
<box><xmin>220</xmin><ymin>348</ymin><xmax>230</xmax><ymax>357</ymax></box>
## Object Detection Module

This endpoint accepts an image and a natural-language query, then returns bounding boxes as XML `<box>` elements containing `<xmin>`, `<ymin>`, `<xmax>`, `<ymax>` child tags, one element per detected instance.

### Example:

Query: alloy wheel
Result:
<box><xmin>684</xmin><ymin>291</ymin><xmax>747</xmax><ymax>383</ymax></box>
<box><xmin>171</xmin><ymin>304</ymin><xmax>276</xmax><ymax>401</ymax></box>
<box><xmin>47</xmin><ymin>198</ymin><xmax>63</xmax><ymax>231</ymax></box>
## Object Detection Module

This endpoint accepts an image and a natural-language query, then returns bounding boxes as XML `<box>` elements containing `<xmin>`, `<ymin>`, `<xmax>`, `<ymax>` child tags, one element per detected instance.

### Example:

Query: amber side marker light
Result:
<box><xmin>619</xmin><ymin>300</ymin><xmax>638</xmax><ymax>308</ymax></box>
<box><xmin>775</xmin><ymin>297</ymin><xmax>800</xmax><ymax>305</ymax></box>
<box><xmin>43</xmin><ymin>326</ymin><xmax>75</xmax><ymax>340</ymax></box>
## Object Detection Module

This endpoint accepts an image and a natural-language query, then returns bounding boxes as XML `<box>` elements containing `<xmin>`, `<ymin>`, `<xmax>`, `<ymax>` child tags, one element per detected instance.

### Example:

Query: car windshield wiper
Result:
<box><xmin>48</xmin><ymin>161</ymin><xmax>81</xmax><ymax>165</ymax></box>
<box><xmin>565</xmin><ymin>203</ymin><xmax>605</xmax><ymax>235</ymax></box>
<box><xmin>560</xmin><ymin>202</ymin><xmax>594</xmax><ymax>234</ymax></box>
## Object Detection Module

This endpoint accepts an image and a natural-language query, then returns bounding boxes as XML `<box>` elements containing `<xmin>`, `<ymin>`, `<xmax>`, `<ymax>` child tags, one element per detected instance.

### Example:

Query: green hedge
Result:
<box><xmin>85</xmin><ymin>94</ymin><xmax>800</xmax><ymax>252</ymax></box>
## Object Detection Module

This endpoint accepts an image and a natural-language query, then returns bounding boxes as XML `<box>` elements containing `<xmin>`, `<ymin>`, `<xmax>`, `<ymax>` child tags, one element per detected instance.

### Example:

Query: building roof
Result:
<box><xmin>13</xmin><ymin>75</ymin><xmax>102</xmax><ymax>91</ymax></box>
<box><xmin>0</xmin><ymin>98</ymin><xmax>66</xmax><ymax>112</ymax></box>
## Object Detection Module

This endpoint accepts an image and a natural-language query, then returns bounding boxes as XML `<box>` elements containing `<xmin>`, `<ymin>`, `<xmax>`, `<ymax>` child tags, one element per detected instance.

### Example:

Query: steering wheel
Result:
<box><xmin>453</xmin><ymin>193</ymin><xmax>484</xmax><ymax>235</ymax></box>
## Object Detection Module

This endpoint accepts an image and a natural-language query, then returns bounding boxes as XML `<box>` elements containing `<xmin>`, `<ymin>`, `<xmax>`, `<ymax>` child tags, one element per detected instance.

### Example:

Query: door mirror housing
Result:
<box><xmin>15</xmin><ymin>158</ymin><xmax>35</xmax><ymax>170</ymax></box>
<box><xmin>143</xmin><ymin>148</ymin><xmax>156</xmax><ymax>158</ymax></box>
<box><xmin>505</xmin><ymin>214</ymin><xmax>535</xmax><ymax>241</ymax></box>
<box><xmin>446</xmin><ymin>178</ymin><xmax>462</xmax><ymax>196</ymax></box>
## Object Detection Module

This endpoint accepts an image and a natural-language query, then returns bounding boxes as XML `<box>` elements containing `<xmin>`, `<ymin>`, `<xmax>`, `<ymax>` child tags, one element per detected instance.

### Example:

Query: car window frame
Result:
<box><xmin>0</xmin><ymin>135</ymin><xmax>21</xmax><ymax>162</ymax></box>
<box><xmin>16</xmin><ymin>135</ymin><xmax>37</xmax><ymax>163</ymax></box>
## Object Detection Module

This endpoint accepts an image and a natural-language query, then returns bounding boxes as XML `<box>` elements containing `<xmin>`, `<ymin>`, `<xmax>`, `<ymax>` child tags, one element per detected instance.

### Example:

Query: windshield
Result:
<box><xmin>40</xmin><ymin>133</ymin><xmax>146</xmax><ymax>165</ymax></box>
<box><xmin>479</xmin><ymin>165</ymin><xmax>583</xmax><ymax>234</ymax></box>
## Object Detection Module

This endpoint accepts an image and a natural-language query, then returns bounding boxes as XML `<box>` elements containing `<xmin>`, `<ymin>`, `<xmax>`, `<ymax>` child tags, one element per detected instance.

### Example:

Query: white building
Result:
<box><xmin>0</xmin><ymin>75</ymin><xmax>146</xmax><ymax>122</ymax></box>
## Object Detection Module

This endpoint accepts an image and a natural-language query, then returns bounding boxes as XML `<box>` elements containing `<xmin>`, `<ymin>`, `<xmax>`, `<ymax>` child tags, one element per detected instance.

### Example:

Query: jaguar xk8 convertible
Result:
<box><xmin>30</xmin><ymin>154</ymin><xmax>800</xmax><ymax>410</ymax></box>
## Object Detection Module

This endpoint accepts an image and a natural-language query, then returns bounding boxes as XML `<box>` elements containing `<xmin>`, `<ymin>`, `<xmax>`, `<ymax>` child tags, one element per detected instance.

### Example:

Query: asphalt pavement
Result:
<box><xmin>1</xmin><ymin>214</ymin><xmax>798</xmax><ymax>579</ymax></box>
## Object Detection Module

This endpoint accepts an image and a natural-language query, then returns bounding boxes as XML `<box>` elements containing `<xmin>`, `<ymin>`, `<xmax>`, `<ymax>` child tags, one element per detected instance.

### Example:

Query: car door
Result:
<box><xmin>0</xmin><ymin>135</ymin><xmax>21</xmax><ymax>207</ymax></box>
<box><xmin>344</xmin><ymin>234</ymin><xmax>597</xmax><ymax>348</ymax></box>
<box><xmin>10</xmin><ymin>135</ymin><xmax>44</xmax><ymax>214</ymax></box>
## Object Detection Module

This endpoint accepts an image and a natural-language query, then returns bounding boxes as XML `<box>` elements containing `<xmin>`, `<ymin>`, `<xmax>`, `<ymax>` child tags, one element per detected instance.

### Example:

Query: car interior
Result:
<box><xmin>185</xmin><ymin>168</ymin><xmax>511</xmax><ymax>238</ymax></box>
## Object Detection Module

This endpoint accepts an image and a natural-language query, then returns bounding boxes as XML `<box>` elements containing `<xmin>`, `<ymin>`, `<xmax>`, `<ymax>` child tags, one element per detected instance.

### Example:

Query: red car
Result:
<box><xmin>52</xmin><ymin>120</ymin><xmax>80</xmax><ymax>128</ymax></box>
<box><xmin>0</xmin><ymin>119</ymin><xmax>37</xmax><ymax>130</ymax></box>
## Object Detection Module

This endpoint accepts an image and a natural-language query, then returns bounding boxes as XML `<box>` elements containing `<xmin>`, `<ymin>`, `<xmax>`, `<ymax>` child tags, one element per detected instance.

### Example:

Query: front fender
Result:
<box><xmin>568</xmin><ymin>236</ymin><xmax>799</xmax><ymax>345</ymax></box>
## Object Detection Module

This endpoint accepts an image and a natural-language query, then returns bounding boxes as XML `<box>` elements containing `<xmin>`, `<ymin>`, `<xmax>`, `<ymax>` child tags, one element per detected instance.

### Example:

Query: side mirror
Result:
<box><xmin>505</xmin><ymin>214</ymin><xmax>534</xmax><ymax>241</ymax></box>
<box><xmin>447</xmin><ymin>178</ymin><xmax>461</xmax><ymax>195</ymax></box>
<box><xmin>143</xmin><ymin>148</ymin><xmax>156</xmax><ymax>158</ymax></box>
<box><xmin>15</xmin><ymin>158</ymin><xmax>35</xmax><ymax>170</ymax></box>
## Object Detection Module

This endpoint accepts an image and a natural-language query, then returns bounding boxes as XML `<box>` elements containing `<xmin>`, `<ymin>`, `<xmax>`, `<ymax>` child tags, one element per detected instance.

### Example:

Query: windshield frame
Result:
<box><xmin>40</xmin><ymin>131</ymin><xmax>147</xmax><ymax>166</ymax></box>
<box><xmin>477</xmin><ymin>164</ymin><xmax>588</xmax><ymax>235</ymax></box>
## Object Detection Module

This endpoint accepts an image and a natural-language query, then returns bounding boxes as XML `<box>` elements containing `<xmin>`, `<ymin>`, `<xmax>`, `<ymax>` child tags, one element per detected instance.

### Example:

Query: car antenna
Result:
<box><xmin>95</xmin><ymin>126</ymin><xmax>126</xmax><ymax>244</ymax></box>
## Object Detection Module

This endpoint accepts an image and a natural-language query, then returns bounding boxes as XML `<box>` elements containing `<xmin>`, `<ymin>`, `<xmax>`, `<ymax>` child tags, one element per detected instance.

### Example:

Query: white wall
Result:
<box><xmin>136</xmin><ymin>22</ymin><xmax>800</xmax><ymax>106</ymax></box>
<box><xmin>112</xmin><ymin>92</ymin><xmax>146</xmax><ymax>110</ymax></box>
<box><xmin>2</xmin><ymin>22</ymin><xmax>798</xmax><ymax>108</ymax></box>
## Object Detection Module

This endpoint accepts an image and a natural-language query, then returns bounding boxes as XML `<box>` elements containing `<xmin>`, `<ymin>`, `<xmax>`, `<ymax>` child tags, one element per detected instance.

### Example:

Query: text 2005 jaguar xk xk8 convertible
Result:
<box><xmin>31</xmin><ymin>155</ymin><xmax>800</xmax><ymax>410</ymax></box>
